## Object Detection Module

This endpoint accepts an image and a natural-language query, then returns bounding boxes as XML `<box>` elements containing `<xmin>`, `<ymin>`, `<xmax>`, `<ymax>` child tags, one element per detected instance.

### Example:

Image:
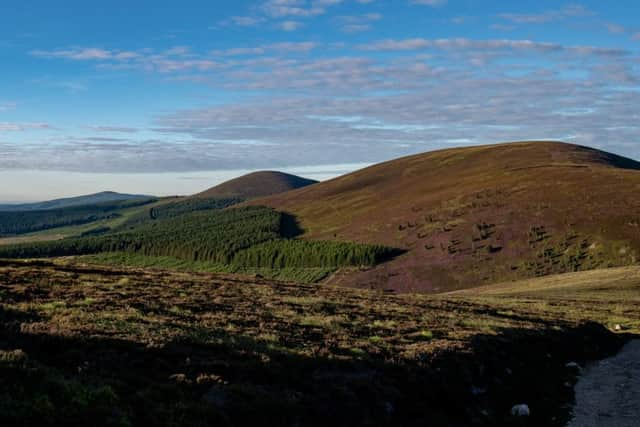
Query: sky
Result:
<box><xmin>0</xmin><ymin>0</ymin><xmax>639</xmax><ymax>201</ymax></box>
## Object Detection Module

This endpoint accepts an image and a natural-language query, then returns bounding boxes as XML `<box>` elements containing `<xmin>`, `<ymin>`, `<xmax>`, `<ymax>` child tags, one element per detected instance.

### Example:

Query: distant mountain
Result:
<box><xmin>252</xmin><ymin>141</ymin><xmax>640</xmax><ymax>293</ymax></box>
<box><xmin>0</xmin><ymin>191</ymin><xmax>154</xmax><ymax>212</ymax></box>
<box><xmin>195</xmin><ymin>171</ymin><xmax>317</xmax><ymax>200</ymax></box>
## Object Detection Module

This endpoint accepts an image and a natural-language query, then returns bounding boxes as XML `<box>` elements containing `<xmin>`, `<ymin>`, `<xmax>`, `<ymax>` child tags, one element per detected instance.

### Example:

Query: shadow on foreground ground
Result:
<box><xmin>0</xmin><ymin>306</ymin><xmax>625</xmax><ymax>427</ymax></box>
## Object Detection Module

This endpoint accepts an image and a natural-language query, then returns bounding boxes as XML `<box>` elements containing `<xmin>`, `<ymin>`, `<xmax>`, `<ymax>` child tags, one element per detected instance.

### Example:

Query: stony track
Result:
<box><xmin>568</xmin><ymin>339</ymin><xmax>640</xmax><ymax>427</ymax></box>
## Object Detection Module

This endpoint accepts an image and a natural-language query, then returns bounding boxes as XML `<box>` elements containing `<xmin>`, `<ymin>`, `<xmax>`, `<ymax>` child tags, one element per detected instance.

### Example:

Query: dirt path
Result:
<box><xmin>567</xmin><ymin>339</ymin><xmax>640</xmax><ymax>427</ymax></box>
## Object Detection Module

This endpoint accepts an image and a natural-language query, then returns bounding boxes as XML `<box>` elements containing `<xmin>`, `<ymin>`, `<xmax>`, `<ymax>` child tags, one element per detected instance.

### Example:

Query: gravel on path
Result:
<box><xmin>567</xmin><ymin>339</ymin><xmax>640</xmax><ymax>427</ymax></box>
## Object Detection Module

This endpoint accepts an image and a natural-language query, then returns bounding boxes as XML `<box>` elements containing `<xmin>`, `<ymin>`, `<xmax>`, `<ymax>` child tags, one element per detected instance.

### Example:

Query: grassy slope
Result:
<box><xmin>195</xmin><ymin>171</ymin><xmax>318</xmax><ymax>199</ymax></box>
<box><xmin>251</xmin><ymin>141</ymin><xmax>640</xmax><ymax>293</ymax></box>
<box><xmin>0</xmin><ymin>259</ymin><xmax>630</xmax><ymax>426</ymax></box>
<box><xmin>451</xmin><ymin>265</ymin><xmax>640</xmax><ymax>333</ymax></box>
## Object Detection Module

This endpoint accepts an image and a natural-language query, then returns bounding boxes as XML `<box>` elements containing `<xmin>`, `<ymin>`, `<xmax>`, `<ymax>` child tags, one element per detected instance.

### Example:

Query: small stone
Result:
<box><xmin>566</xmin><ymin>361</ymin><xmax>582</xmax><ymax>372</ymax></box>
<box><xmin>511</xmin><ymin>404</ymin><xmax>530</xmax><ymax>417</ymax></box>
<box><xmin>614</xmin><ymin>324</ymin><xmax>623</xmax><ymax>331</ymax></box>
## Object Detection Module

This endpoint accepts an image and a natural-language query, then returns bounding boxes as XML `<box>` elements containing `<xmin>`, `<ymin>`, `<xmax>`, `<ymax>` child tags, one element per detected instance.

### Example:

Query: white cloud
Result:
<box><xmin>358</xmin><ymin>37</ymin><xmax>628</xmax><ymax>57</ymax></box>
<box><xmin>228</xmin><ymin>16</ymin><xmax>266</xmax><ymax>27</ymax></box>
<box><xmin>262</xmin><ymin>0</ymin><xmax>328</xmax><ymax>18</ymax></box>
<box><xmin>30</xmin><ymin>48</ymin><xmax>117</xmax><ymax>60</ymax></box>
<box><xmin>87</xmin><ymin>126</ymin><xmax>139</xmax><ymax>133</ymax></box>
<box><xmin>278</xmin><ymin>20</ymin><xmax>304</xmax><ymax>31</ymax></box>
<box><xmin>337</xmin><ymin>13</ymin><xmax>382</xmax><ymax>33</ymax></box>
<box><xmin>0</xmin><ymin>122</ymin><xmax>50</xmax><ymax>131</ymax></box>
<box><xmin>499</xmin><ymin>4</ymin><xmax>593</xmax><ymax>24</ymax></box>
<box><xmin>33</xmin><ymin>47</ymin><xmax>223</xmax><ymax>74</ymax></box>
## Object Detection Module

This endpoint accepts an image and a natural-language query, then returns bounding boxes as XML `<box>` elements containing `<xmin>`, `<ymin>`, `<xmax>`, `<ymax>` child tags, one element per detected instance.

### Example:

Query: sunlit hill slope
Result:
<box><xmin>252</xmin><ymin>141</ymin><xmax>640</xmax><ymax>292</ymax></box>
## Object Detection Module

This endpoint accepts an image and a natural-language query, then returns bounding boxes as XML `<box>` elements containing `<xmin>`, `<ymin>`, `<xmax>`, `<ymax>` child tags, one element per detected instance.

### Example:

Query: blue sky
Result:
<box><xmin>1</xmin><ymin>0</ymin><xmax>639</xmax><ymax>200</ymax></box>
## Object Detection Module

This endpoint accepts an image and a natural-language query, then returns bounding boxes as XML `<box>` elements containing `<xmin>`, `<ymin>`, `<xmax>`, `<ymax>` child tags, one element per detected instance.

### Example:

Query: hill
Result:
<box><xmin>0</xmin><ymin>191</ymin><xmax>153</xmax><ymax>212</ymax></box>
<box><xmin>252</xmin><ymin>141</ymin><xmax>640</xmax><ymax>293</ymax></box>
<box><xmin>195</xmin><ymin>171</ymin><xmax>317</xmax><ymax>199</ymax></box>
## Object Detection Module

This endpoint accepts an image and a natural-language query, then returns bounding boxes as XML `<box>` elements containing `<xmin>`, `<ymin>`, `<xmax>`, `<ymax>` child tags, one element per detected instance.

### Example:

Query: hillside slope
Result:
<box><xmin>0</xmin><ymin>259</ymin><xmax>627</xmax><ymax>427</ymax></box>
<box><xmin>252</xmin><ymin>141</ymin><xmax>640</xmax><ymax>292</ymax></box>
<box><xmin>195</xmin><ymin>171</ymin><xmax>317</xmax><ymax>199</ymax></box>
<box><xmin>0</xmin><ymin>191</ymin><xmax>152</xmax><ymax>211</ymax></box>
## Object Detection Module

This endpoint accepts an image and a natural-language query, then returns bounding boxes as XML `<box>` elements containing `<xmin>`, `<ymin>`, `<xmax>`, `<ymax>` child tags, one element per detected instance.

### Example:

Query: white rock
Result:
<box><xmin>566</xmin><ymin>361</ymin><xmax>582</xmax><ymax>371</ymax></box>
<box><xmin>614</xmin><ymin>324</ymin><xmax>623</xmax><ymax>331</ymax></box>
<box><xmin>511</xmin><ymin>404</ymin><xmax>530</xmax><ymax>417</ymax></box>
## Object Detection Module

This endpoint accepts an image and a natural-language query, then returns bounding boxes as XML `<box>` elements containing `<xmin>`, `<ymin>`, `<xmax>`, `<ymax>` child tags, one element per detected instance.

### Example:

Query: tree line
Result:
<box><xmin>115</xmin><ymin>197</ymin><xmax>243</xmax><ymax>231</ymax></box>
<box><xmin>232</xmin><ymin>239</ymin><xmax>398</xmax><ymax>268</ymax></box>
<box><xmin>0</xmin><ymin>206</ymin><xmax>400</xmax><ymax>269</ymax></box>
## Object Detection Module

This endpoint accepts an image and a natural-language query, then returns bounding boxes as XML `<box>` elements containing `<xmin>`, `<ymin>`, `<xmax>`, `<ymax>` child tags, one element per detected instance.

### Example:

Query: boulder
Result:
<box><xmin>511</xmin><ymin>404</ymin><xmax>530</xmax><ymax>417</ymax></box>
